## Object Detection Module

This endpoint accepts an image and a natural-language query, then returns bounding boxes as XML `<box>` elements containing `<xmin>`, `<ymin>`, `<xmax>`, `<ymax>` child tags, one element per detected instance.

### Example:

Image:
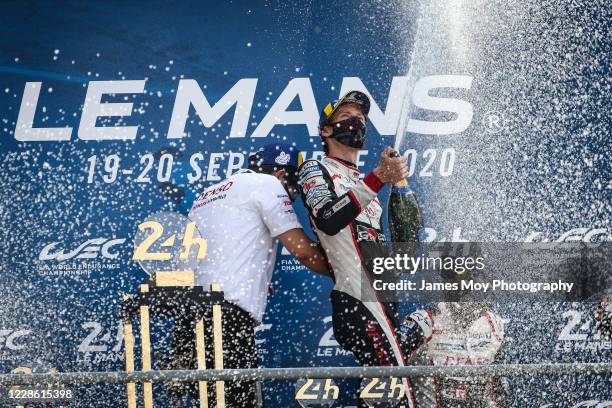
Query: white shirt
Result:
<box><xmin>188</xmin><ymin>170</ymin><xmax>301</xmax><ymax>322</ymax></box>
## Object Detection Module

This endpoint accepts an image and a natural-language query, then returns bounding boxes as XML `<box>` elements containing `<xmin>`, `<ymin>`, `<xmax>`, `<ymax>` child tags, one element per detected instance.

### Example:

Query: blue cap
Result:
<box><xmin>258</xmin><ymin>143</ymin><xmax>300</xmax><ymax>168</ymax></box>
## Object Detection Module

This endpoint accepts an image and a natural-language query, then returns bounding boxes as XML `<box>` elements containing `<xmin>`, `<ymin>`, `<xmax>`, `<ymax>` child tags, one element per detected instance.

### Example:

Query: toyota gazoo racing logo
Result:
<box><xmin>37</xmin><ymin>237</ymin><xmax>125</xmax><ymax>277</ymax></box>
<box><xmin>0</xmin><ymin>329</ymin><xmax>31</xmax><ymax>361</ymax></box>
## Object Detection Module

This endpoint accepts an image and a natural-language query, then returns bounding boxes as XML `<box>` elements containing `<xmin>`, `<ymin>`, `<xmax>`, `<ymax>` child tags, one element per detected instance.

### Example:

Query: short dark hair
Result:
<box><xmin>248</xmin><ymin>152</ymin><xmax>274</xmax><ymax>174</ymax></box>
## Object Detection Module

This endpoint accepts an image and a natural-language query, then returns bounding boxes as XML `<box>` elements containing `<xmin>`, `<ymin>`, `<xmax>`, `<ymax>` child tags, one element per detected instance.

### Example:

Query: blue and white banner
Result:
<box><xmin>0</xmin><ymin>0</ymin><xmax>609</xmax><ymax>406</ymax></box>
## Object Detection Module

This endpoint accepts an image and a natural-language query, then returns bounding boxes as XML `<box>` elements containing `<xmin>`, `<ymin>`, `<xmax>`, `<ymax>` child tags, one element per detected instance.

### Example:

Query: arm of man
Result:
<box><xmin>297</xmin><ymin>160</ymin><xmax>385</xmax><ymax>236</ymax></box>
<box><xmin>298</xmin><ymin>148</ymin><xmax>407</xmax><ymax>236</ymax></box>
<box><xmin>277</xmin><ymin>228</ymin><xmax>330</xmax><ymax>276</ymax></box>
<box><xmin>254</xmin><ymin>175</ymin><xmax>329</xmax><ymax>276</ymax></box>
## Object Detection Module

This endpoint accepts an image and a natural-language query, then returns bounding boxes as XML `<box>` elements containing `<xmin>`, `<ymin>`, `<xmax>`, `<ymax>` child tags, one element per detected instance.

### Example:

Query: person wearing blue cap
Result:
<box><xmin>246</xmin><ymin>142</ymin><xmax>302</xmax><ymax>201</ymax></box>
<box><xmin>166</xmin><ymin>143</ymin><xmax>328</xmax><ymax>407</ymax></box>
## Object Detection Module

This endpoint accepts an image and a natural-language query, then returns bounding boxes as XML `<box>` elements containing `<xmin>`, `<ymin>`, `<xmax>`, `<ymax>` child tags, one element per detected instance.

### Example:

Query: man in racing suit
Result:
<box><xmin>297</xmin><ymin>91</ymin><xmax>412</xmax><ymax>405</ymax></box>
<box><xmin>401</xmin><ymin>302</ymin><xmax>508</xmax><ymax>407</ymax></box>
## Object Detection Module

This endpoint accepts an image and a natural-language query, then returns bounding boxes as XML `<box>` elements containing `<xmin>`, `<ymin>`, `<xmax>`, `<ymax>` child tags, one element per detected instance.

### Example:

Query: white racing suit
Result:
<box><xmin>297</xmin><ymin>156</ymin><xmax>418</xmax><ymax>406</ymax></box>
<box><xmin>401</xmin><ymin>303</ymin><xmax>507</xmax><ymax>407</ymax></box>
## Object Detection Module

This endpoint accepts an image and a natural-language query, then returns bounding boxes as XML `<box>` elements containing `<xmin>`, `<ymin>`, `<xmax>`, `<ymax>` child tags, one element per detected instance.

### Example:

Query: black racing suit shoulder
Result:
<box><xmin>297</xmin><ymin>159</ymin><xmax>362</xmax><ymax>236</ymax></box>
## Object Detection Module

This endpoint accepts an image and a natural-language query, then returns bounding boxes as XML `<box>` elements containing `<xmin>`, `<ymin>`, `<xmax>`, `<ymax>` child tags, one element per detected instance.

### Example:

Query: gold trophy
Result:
<box><xmin>122</xmin><ymin>211</ymin><xmax>224</xmax><ymax>408</ymax></box>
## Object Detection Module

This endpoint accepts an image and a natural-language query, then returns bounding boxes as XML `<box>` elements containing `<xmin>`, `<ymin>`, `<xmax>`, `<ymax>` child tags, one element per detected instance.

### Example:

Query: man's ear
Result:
<box><xmin>320</xmin><ymin>125</ymin><xmax>333</xmax><ymax>138</ymax></box>
<box><xmin>273</xmin><ymin>168</ymin><xmax>286</xmax><ymax>181</ymax></box>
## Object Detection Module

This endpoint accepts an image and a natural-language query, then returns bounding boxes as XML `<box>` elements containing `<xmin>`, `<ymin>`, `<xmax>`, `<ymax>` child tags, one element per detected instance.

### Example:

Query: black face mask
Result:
<box><xmin>330</xmin><ymin>116</ymin><xmax>367</xmax><ymax>149</ymax></box>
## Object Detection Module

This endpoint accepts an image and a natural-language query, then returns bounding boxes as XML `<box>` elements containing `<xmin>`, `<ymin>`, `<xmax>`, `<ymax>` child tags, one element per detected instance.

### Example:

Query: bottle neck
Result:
<box><xmin>393</xmin><ymin>178</ymin><xmax>408</xmax><ymax>188</ymax></box>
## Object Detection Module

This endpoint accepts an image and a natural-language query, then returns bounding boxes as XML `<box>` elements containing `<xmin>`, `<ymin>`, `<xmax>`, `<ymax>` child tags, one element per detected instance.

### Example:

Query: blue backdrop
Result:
<box><xmin>0</xmin><ymin>1</ymin><xmax>609</xmax><ymax>407</ymax></box>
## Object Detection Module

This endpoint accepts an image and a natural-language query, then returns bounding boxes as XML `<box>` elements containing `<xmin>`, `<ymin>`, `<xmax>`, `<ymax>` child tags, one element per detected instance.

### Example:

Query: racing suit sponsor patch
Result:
<box><xmin>302</xmin><ymin>176</ymin><xmax>326</xmax><ymax>190</ymax></box>
<box><xmin>322</xmin><ymin>196</ymin><xmax>351</xmax><ymax>219</ymax></box>
<box><xmin>356</xmin><ymin>225</ymin><xmax>385</xmax><ymax>242</ymax></box>
<box><xmin>310</xmin><ymin>197</ymin><xmax>329</xmax><ymax>214</ymax></box>
<box><xmin>305</xmin><ymin>185</ymin><xmax>331</xmax><ymax>201</ymax></box>
<box><xmin>297</xmin><ymin>160</ymin><xmax>323</xmax><ymax>181</ymax></box>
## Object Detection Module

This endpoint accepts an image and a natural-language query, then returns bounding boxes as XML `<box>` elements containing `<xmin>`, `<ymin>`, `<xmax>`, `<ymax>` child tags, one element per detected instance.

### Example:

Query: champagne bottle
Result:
<box><xmin>388</xmin><ymin>178</ymin><xmax>423</xmax><ymax>243</ymax></box>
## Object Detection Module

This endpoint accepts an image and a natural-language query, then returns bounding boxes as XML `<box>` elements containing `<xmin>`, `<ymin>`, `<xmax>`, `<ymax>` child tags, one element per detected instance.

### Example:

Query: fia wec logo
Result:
<box><xmin>0</xmin><ymin>329</ymin><xmax>31</xmax><ymax>351</ymax></box>
<box><xmin>39</xmin><ymin>238</ymin><xmax>125</xmax><ymax>261</ymax></box>
<box><xmin>541</xmin><ymin>401</ymin><xmax>612</xmax><ymax>408</ymax></box>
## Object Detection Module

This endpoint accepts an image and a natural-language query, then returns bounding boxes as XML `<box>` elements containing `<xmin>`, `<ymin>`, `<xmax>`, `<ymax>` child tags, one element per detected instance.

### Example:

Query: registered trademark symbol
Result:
<box><xmin>482</xmin><ymin>111</ymin><xmax>506</xmax><ymax>133</ymax></box>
